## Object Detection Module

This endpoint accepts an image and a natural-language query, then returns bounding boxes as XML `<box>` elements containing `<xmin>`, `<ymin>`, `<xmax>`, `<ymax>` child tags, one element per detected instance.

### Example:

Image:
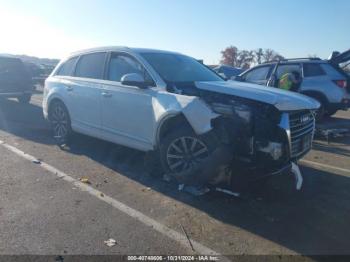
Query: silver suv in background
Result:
<box><xmin>43</xmin><ymin>47</ymin><xmax>319</xmax><ymax>192</ymax></box>
<box><xmin>235</xmin><ymin>50</ymin><xmax>350</xmax><ymax>119</ymax></box>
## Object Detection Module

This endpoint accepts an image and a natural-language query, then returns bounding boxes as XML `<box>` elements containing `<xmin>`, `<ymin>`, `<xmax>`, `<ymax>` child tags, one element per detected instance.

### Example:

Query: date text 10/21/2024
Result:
<box><xmin>127</xmin><ymin>255</ymin><xmax>220</xmax><ymax>261</ymax></box>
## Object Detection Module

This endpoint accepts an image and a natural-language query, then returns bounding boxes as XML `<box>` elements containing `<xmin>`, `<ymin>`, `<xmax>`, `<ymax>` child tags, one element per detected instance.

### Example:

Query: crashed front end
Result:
<box><xmin>199</xmin><ymin>91</ymin><xmax>316</xmax><ymax>191</ymax></box>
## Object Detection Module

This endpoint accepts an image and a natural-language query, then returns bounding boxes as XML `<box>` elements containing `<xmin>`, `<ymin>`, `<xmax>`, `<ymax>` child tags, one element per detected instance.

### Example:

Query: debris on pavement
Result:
<box><xmin>180</xmin><ymin>224</ymin><xmax>195</xmax><ymax>252</ymax></box>
<box><xmin>291</xmin><ymin>162</ymin><xmax>303</xmax><ymax>191</ymax></box>
<box><xmin>104</xmin><ymin>238</ymin><xmax>117</xmax><ymax>247</ymax></box>
<box><xmin>162</xmin><ymin>173</ymin><xmax>172</xmax><ymax>182</ymax></box>
<box><xmin>182</xmin><ymin>185</ymin><xmax>210</xmax><ymax>196</ymax></box>
<box><xmin>100</xmin><ymin>193</ymin><xmax>104</xmax><ymax>197</ymax></box>
<box><xmin>79</xmin><ymin>177</ymin><xmax>91</xmax><ymax>184</ymax></box>
<box><xmin>315</xmin><ymin>127</ymin><xmax>350</xmax><ymax>143</ymax></box>
<box><xmin>215</xmin><ymin>187</ymin><xmax>240</xmax><ymax>197</ymax></box>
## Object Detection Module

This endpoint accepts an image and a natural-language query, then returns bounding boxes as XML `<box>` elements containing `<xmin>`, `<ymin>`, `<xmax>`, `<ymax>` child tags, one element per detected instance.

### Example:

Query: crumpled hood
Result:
<box><xmin>195</xmin><ymin>81</ymin><xmax>320</xmax><ymax>111</ymax></box>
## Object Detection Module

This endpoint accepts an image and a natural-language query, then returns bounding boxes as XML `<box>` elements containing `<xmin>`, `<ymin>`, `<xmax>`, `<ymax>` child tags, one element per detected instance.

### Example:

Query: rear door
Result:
<box><xmin>68</xmin><ymin>52</ymin><xmax>107</xmax><ymax>134</ymax></box>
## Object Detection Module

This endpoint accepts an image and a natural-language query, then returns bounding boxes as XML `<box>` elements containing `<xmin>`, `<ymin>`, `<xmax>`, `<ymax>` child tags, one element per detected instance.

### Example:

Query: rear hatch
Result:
<box><xmin>0</xmin><ymin>57</ymin><xmax>32</xmax><ymax>93</ymax></box>
<box><xmin>329</xmin><ymin>49</ymin><xmax>350</xmax><ymax>93</ymax></box>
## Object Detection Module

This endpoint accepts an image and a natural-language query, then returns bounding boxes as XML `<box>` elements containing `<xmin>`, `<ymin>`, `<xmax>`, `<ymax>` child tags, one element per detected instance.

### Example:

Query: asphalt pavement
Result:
<box><xmin>0</xmin><ymin>91</ymin><xmax>350</xmax><ymax>259</ymax></box>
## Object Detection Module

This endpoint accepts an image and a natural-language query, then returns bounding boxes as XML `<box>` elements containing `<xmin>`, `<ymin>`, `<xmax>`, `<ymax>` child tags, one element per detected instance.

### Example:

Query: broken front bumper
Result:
<box><xmin>231</xmin><ymin>161</ymin><xmax>303</xmax><ymax>192</ymax></box>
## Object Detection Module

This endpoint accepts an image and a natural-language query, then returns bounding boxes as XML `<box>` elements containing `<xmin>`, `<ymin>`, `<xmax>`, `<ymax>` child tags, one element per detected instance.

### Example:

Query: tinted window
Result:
<box><xmin>75</xmin><ymin>52</ymin><xmax>106</xmax><ymax>79</ymax></box>
<box><xmin>107</xmin><ymin>53</ymin><xmax>154</xmax><ymax>84</ymax></box>
<box><xmin>244</xmin><ymin>66</ymin><xmax>270</xmax><ymax>82</ymax></box>
<box><xmin>276</xmin><ymin>64</ymin><xmax>301</xmax><ymax>79</ymax></box>
<box><xmin>303</xmin><ymin>63</ymin><xmax>325</xmax><ymax>77</ymax></box>
<box><xmin>56</xmin><ymin>57</ymin><xmax>78</xmax><ymax>76</ymax></box>
<box><xmin>141</xmin><ymin>53</ymin><xmax>222</xmax><ymax>83</ymax></box>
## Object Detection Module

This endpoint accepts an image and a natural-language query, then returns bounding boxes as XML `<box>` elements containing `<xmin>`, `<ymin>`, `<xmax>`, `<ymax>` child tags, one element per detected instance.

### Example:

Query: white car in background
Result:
<box><xmin>43</xmin><ymin>47</ymin><xmax>319</xmax><ymax>191</ymax></box>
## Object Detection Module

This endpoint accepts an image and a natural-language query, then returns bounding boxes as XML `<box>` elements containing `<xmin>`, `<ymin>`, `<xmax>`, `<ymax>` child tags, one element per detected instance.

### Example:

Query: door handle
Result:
<box><xmin>66</xmin><ymin>86</ymin><xmax>74</xmax><ymax>92</ymax></box>
<box><xmin>102</xmin><ymin>92</ymin><xmax>112</xmax><ymax>98</ymax></box>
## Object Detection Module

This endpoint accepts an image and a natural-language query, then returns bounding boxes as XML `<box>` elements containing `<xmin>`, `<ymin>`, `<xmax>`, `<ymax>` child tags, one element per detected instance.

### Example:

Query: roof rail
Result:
<box><xmin>281</xmin><ymin>57</ymin><xmax>322</xmax><ymax>61</ymax></box>
<box><xmin>262</xmin><ymin>57</ymin><xmax>322</xmax><ymax>64</ymax></box>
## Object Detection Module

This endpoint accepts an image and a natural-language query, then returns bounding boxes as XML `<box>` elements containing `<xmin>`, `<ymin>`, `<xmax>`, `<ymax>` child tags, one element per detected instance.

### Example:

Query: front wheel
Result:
<box><xmin>49</xmin><ymin>100</ymin><xmax>72</xmax><ymax>145</ymax></box>
<box><xmin>159</xmin><ymin>128</ymin><xmax>217</xmax><ymax>179</ymax></box>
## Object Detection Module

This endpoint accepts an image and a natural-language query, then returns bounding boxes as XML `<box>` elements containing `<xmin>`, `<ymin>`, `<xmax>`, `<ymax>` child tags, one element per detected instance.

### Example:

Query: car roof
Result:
<box><xmin>69</xmin><ymin>46</ymin><xmax>182</xmax><ymax>57</ymax></box>
<box><xmin>0</xmin><ymin>56</ymin><xmax>22</xmax><ymax>62</ymax></box>
<box><xmin>262</xmin><ymin>59</ymin><xmax>327</xmax><ymax>66</ymax></box>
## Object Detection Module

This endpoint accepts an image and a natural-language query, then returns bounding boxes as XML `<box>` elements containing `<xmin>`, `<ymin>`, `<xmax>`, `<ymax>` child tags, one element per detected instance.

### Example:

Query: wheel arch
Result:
<box><xmin>47</xmin><ymin>97</ymin><xmax>69</xmax><ymax>121</ymax></box>
<box><xmin>300</xmin><ymin>90</ymin><xmax>329</xmax><ymax>106</ymax></box>
<box><xmin>155</xmin><ymin>113</ymin><xmax>195</xmax><ymax>148</ymax></box>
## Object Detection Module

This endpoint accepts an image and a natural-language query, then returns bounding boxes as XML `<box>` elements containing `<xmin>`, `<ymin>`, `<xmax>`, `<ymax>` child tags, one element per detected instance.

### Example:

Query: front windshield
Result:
<box><xmin>140</xmin><ymin>52</ymin><xmax>223</xmax><ymax>83</ymax></box>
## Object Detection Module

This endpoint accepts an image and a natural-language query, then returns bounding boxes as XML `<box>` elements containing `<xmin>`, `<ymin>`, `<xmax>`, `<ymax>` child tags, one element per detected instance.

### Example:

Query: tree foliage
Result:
<box><xmin>220</xmin><ymin>46</ymin><xmax>284</xmax><ymax>69</ymax></box>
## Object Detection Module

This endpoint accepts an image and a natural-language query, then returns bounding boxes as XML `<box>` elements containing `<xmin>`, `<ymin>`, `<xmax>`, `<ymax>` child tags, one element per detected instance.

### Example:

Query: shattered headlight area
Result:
<box><xmin>210</xmin><ymin>101</ymin><xmax>252</xmax><ymax>124</ymax></box>
<box><xmin>164</xmin><ymin>91</ymin><xmax>309</xmax><ymax>195</ymax></box>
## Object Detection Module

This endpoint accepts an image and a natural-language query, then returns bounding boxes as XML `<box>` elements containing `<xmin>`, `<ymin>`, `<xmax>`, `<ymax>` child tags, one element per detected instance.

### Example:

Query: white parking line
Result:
<box><xmin>300</xmin><ymin>159</ymin><xmax>350</xmax><ymax>174</ymax></box>
<box><xmin>0</xmin><ymin>140</ymin><xmax>222</xmax><ymax>257</ymax></box>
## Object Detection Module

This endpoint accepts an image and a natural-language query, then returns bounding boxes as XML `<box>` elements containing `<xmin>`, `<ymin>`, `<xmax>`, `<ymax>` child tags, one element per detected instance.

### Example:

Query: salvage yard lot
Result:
<box><xmin>1</xmin><ymin>92</ymin><xmax>350</xmax><ymax>256</ymax></box>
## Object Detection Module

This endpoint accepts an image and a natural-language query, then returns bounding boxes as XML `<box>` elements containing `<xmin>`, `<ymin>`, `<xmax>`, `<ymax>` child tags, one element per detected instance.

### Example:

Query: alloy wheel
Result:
<box><xmin>51</xmin><ymin>103</ymin><xmax>69</xmax><ymax>141</ymax></box>
<box><xmin>166</xmin><ymin>136</ymin><xmax>209</xmax><ymax>173</ymax></box>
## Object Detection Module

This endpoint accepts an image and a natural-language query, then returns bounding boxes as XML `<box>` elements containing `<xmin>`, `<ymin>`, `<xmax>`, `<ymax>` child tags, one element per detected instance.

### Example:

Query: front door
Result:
<box><xmin>100</xmin><ymin>52</ymin><xmax>156</xmax><ymax>151</ymax></box>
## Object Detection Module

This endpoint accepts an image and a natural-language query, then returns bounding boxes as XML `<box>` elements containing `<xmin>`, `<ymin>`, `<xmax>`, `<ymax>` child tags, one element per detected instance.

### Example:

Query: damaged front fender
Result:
<box><xmin>153</xmin><ymin>92</ymin><xmax>220</xmax><ymax>145</ymax></box>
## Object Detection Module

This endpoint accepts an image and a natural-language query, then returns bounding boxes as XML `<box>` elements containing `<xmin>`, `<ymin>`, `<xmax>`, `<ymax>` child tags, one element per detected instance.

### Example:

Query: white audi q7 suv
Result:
<box><xmin>43</xmin><ymin>47</ymin><xmax>319</xmax><ymax>191</ymax></box>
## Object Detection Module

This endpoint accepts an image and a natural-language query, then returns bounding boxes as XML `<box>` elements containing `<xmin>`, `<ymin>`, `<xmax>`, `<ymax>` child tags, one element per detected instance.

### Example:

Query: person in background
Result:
<box><xmin>279</xmin><ymin>71</ymin><xmax>302</xmax><ymax>92</ymax></box>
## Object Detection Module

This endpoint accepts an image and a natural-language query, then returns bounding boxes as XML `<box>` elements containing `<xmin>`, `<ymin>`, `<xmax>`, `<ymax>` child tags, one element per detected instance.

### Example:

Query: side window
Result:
<box><xmin>244</xmin><ymin>66</ymin><xmax>270</xmax><ymax>82</ymax></box>
<box><xmin>75</xmin><ymin>52</ymin><xmax>107</xmax><ymax>79</ymax></box>
<box><xmin>276</xmin><ymin>64</ymin><xmax>301</xmax><ymax>79</ymax></box>
<box><xmin>303</xmin><ymin>63</ymin><xmax>326</xmax><ymax>77</ymax></box>
<box><xmin>107</xmin><ymin>53</ymin><xmax>154</xmax><ymax>85</ymax></box>
<box><xmin>56</xmin><ymin>57</ymin><xmax>78</xmax><ymax>76</ymax></box>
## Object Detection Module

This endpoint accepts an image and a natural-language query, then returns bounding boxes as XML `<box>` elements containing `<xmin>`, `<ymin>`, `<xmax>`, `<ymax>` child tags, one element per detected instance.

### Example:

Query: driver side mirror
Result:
<box><xmin>121</xmin><ymin>73</ymin><xmax>147</xmax><ymax>89</ymax></box>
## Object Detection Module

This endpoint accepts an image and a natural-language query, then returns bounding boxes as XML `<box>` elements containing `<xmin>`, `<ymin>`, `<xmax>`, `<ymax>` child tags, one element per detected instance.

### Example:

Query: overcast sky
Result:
<box><xmin>0</xmin><ymin>0</ymin><xmax>349</xmax><ymax>63</ymax></box>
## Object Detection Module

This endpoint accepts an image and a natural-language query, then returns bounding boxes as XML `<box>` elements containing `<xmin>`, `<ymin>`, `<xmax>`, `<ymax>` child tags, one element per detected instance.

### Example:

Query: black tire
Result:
<box><xmin>48</xmin><ymin>100</ymin><xmax>72</xmax><ymax>145</ymax></box>
<box><xmin>310</xmin><ymin>96</ymin><xmax>326</xmax><ymax>122</ymax></box>
<box><xmin>17</xmin><ymin>94</ymin><xmax>31</xmax><ymax>104</ymax></box>
<box><xmin>159</xmin><ymin>127</ymin><xmax>218</xmax><ymax>176</ymax></box>
<box><xmin>325</xmin><ymin>108</ymin><xmax>338</xmax><ymax>117</ymax></box>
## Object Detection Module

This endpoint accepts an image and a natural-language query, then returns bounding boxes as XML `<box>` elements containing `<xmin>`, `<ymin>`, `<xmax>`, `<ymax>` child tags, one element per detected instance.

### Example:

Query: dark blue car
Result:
<box><xmin>213</xmin><ymin>65</ymin><xmax>244</xmax><ymax>79</ymax></box>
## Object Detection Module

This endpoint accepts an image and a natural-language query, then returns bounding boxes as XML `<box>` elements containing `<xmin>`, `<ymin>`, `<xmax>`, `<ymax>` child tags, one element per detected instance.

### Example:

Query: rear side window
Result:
<box><xmin>244</xmin><ymin>66</ymin><xmax>270</xmax><ymax>82</ymax></box>
<box><xmin>56</xmin><ymin>57</ymin><xmax>78</xmax><ymax>76</ymax></box>
<box><xmin>75</xmin><ymin>52</ymin><xmax>107</xmax><ymax>79</ymax></box>
<box><xmin>303</xmin><ymin>63</ymin><xmax>326</xmax><ymax>77</ymax></box>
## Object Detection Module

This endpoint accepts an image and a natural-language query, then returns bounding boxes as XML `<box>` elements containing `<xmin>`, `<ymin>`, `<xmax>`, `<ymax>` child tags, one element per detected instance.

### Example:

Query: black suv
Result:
<box><xmin>0</xmin><ymin>56</ymin><xmax>33</xmax><ymax>103</ymax></box>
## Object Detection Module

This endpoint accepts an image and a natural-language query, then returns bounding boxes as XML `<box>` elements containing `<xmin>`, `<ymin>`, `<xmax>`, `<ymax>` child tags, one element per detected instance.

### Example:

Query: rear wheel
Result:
<box><xmin>17</xmin><ymin>93</ymin><xmax>31</xmax><ymax>104</ymax></box>
<box><xmin>49</xmin><ymin>100</ymin><xmax>72</xmax><ymax>145</ymax></box>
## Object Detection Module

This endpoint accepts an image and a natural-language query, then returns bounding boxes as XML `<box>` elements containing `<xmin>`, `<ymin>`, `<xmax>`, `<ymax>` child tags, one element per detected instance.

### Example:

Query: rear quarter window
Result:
<box><xmin>303</xmin><ymin>63</ymin><xmax>326</xmax><ymax>77</ymax></box>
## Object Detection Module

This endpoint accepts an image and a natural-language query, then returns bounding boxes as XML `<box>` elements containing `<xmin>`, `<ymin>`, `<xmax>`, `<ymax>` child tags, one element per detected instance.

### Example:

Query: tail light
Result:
<box><xmin>333</xmin><ymin>80</ymin><xmax>347</xmax><ymax>88</ymax></box>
